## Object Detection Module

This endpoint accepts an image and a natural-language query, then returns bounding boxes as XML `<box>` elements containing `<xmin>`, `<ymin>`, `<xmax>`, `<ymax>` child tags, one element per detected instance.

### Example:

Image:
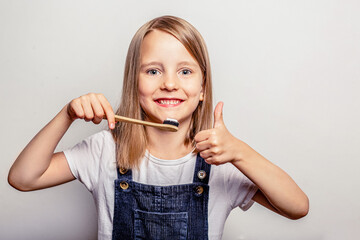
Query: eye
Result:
<box><xmin>180</xmin><ymin>69</ymin><xmax>192</xmax><ymax>75</ymax></box>
<box><xmin>147</xmin><ymin>69</ymin><xmax>160</xmax><ymax>75</ymax></box>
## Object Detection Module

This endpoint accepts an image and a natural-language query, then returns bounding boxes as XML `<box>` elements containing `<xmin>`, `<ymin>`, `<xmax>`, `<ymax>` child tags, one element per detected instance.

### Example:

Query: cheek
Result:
<box><xmin>183</xmin><ymin>82</ymin><xmax>203</xmax><ymax>99</ymax></box>
<box><xmin>138</xmin><ymin>85</ymin><xmax>153</xmax><ymax>113</ymax></box>
<box><xmin>184</xmin><ymin>74</ymin><xmax>203</xmax><ymax>98</ymax></box>
<box><xmin>138</xmin><ymin>79</ymin><xmax>153</xmax><ymax>100</ymax></box>
<box><xmin>184</xmin><ymin>87</ymin><xmax>203</xmax><ymax>112</ymax></box>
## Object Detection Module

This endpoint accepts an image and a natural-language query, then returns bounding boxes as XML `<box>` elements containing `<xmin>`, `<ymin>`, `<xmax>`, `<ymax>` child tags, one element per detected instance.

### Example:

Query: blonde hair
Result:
<box><xmin>111</xmin><ymin>16</ymin><xmax>213</xmax><ymax>169</ymax></box>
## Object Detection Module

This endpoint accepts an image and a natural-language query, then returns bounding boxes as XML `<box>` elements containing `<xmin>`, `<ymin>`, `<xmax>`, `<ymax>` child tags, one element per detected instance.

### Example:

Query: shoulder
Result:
<box><xmin>211</xmin><ymin>162</ymin><xmax>256</xmax><ymax>190</ymax></box>
<box><xmin>209</xmin><ymin>162</ymin><xmax>243</xmax><ymax>182</ymax></box>
<box><xmin>83</xmin><ymin>130</ymin><xmax>114</xmax><ymax>150</ymax></box>
<box><xmin>64</xmin><ymin>130</ymin><xmax>115</xmax><ymax>162</ymax></box>
<box><xmin>209</xmin><ymin>162</ymin><xmax>258</xmax><ymax>209</ymax></box>
<box><xmin>89</xmin><ymin>129</ymin><xmax>114</xmax><ymax>143</ymax></box>
<box><xmin>63</xmin><ymin>130</ymin><xmax>117</xmax><ymax>191</ymax></box>
<box><xmin>208</xmin><ymin>163</ymin><xmax>235</xmax><ymax>194</ymax></box>
<box><xmin>98</xmin><ymin>129</ymin><xmax>115</xmax><ymax>147</ymax></box>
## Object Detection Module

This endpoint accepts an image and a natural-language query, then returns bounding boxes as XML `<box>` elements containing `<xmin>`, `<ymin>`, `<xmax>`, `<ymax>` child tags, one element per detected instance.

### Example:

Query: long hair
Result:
<box><xmin>111</xmin><ymin>16</ymin><xmax>213</xmax><ymax>169</ymax></box>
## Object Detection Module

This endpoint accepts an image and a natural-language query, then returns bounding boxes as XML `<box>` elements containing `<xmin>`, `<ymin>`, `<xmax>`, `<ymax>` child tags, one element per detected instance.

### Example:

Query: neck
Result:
<box><xmin>145</xmin><ymin>119</ymin><xmax>194</xmax><ymax>159</ymax></box>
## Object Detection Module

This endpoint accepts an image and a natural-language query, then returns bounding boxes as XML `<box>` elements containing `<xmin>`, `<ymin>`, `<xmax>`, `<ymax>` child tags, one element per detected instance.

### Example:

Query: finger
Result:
<box><xmin>98</xmin><ymin>94</ymin><xmax>115</xmax><ymax>129</ymax></box>
<box><xmin>213</xmin><ymin>101</ymin><xmax>224</xmax><ymax>128</ymax></box>
<box><xmin>68</xmin><ymin>99</ymin><xmax>84</xmax><ymax>120</ymax></box>
<box><xmin>80</xmin><ymin>96</ymin><xmax>94</xmax><ymax>122</ymax></box>
<box><xmin>204</xmin><ymin>157</ymin><xmax>213</xmax><ymax>165</ymax></box>
<box><xmin>194</xmin><ymin>129</ymin><xmax>212</xmax><ymax>143</ymax></box>
<box><xmin>204</xmin><ymin>157</ymin><xmax>222</xmax><ymax>166</ymax></box>
<box><xmin>199</xmin><ymin>149</ymin><xmax>212</xmax><ymax>159</ymax></box>
<box><xmin>89</xmin><ymin>94</ymin><xmax>105</xmax><ymax>124</ymax></box>
<box><xmin>195</xmin><ymin>140</ymin><xmax>212</xmax><ymax>152</ymax></box>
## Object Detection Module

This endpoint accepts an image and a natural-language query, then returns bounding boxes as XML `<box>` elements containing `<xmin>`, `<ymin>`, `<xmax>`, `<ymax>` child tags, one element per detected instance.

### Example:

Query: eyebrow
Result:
<box><xmin>140</xmin><ymin>62</ymin><xmax>164</xmax><ymax>70</ymax></box>
<box><xmin>177</xmin><ymin>61</ymin><xmax>199</xmax><ymax>68</ymax></box>
<box><xmin>140</xmin><ymin>61</ymin><xmax>199</xmax><ymax>70</ymax></box>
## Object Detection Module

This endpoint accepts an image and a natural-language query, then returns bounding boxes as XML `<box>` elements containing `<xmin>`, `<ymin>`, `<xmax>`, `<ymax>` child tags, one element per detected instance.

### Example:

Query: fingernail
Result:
<box><xmin>110</xmin><ymin>123</ymin><xmax>115</xmax><ymax>129</ymax></box>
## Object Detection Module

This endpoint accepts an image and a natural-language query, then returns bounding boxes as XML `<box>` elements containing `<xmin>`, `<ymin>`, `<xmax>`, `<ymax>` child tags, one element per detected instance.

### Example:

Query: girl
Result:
<box><xmin>8</xmin><ymin>16</ymin><xmax>309</xmax><ymax>240</ymax></box>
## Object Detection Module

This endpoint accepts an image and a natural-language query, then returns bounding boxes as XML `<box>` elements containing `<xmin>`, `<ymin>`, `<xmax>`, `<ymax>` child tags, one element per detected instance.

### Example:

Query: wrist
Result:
<box><xmin>231</xmin><ymin>140</ymin><xmax>253</xmax><ymax>165</ymax></box>
<box><xmin>61</xmin><ymin>105</ymin><xmax>75</xmax><ymax>124</ymax></box>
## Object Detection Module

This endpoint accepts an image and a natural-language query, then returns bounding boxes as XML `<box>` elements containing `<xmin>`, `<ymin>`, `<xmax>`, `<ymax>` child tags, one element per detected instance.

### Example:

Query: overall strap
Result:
<box><xmin>193</xmin><ymin>153</ymin><xmax>211</xmax><ymax>184</ymax></box>
<box><xmin>116</xmin><ymin>166</ymin><xmax>132</xmax><ymax>180</ymax></box>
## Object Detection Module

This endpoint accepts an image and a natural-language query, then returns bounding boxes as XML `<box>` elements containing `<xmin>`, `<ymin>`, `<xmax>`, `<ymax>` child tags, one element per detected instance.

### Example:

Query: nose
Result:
<box><xmin>161</xmin><ymin>73</ymin><xmax>179</xmax><ymax>91</ymax></box>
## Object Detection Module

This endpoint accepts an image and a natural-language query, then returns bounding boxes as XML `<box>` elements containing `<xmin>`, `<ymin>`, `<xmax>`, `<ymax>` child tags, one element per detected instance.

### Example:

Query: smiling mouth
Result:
<box><xmin>155</xmin><ymin>98</ymin><xmax>183</xmax><ymax>107</ymax></box>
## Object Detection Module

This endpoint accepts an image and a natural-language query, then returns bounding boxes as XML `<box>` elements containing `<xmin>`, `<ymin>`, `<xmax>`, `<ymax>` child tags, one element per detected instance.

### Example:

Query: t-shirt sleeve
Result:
<box><xmin>224</xmin><ymin>163</ymin><xmax>258</xmax><ymax>211</ymax></box>
<box><xmin>63</xmin><ymin>131</ymin><xmax>107</xmax><ymax>192</ymax></box>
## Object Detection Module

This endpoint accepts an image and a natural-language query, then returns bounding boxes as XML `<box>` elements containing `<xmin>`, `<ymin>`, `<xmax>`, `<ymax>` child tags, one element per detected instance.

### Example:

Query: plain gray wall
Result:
<box><xmin>1</xmin><ymin>0</ymin><xmax>359</xmax><ymax>239</ymax></box>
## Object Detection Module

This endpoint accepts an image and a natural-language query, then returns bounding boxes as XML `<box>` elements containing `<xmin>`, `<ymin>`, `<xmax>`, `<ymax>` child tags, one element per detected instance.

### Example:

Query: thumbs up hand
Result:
<box><xmin>194</xmin><ymin>102</ymin><xmax>245</xmax><ymax>165</ymax></box>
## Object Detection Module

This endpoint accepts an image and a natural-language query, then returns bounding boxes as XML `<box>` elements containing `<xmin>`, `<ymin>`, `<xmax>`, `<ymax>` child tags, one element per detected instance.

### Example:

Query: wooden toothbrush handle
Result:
<box><xmin>104</xmin><ymin>115</ymin><xmax>178</xmax><ymax>132</ymax></box>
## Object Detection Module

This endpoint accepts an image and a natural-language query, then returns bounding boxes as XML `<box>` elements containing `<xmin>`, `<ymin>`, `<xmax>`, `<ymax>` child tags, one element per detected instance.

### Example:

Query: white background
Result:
<box><xmin>1</xmin><ymin>1</ymin><xmax>359</xmax><ymax>239</ymax></box>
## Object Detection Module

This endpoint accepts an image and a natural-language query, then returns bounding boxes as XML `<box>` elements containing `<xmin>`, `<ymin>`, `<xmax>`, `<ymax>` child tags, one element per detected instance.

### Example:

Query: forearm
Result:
<box><xmin>8</xmin><ymin>105</ymin><xmax>73</xmax><ymax>188</ymax></box>
<box><xmin>194</xmin><ymin>102</ymin><xmax>308</xmax><ymax>219</ymax></box>
<box><xmin>232</xmin><ymin>141</ymin><xmax>309</xmax><ymax>219</ymax></box>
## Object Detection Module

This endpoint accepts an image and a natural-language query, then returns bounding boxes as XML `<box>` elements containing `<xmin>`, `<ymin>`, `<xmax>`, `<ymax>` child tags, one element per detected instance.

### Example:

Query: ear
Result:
<box><xmin>199</xmin><ymin>84</ymin><xmax>204</xmax><ymax>101</ymax></box>
<box><xmin>199</xmin><ymin>91</ymin><xmax>204</xmax><ymax>101</ymax></box>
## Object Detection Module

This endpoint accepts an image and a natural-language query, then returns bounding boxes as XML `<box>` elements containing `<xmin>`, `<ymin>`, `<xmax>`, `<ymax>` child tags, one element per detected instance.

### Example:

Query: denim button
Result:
<box><xmin>120</xmin><ymin>181</ymin><xmax>129</xmax><ymax>190</ymax></box>
<box><xmin>119</xmin><ymin>167</ymin><xmax>128</xmax><ymax>174</ymax></box>
<box><xmin>195</xmin><ymin>186</ymin><xmax>204</xmax><ymax>195</ymax></box>
<box><xmin>197</xmin><ymin>170</ymin><xmax>206</xmax><ymax>180</ymax></box>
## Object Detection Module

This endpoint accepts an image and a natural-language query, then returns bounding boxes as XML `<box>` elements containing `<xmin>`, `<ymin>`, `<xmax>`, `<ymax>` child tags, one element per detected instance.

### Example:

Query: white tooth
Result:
<box><xmin>158</xmin><ymin>99</ymin><xmax>181</xmax><ymax>104</ymax></box>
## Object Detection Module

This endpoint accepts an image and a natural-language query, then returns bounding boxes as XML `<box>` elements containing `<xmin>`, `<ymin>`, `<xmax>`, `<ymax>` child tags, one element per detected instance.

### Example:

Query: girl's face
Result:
<box><xmin>138</xmin><ymin>30</ymin><xmax>204</xmax><ymax>127</ymax></box>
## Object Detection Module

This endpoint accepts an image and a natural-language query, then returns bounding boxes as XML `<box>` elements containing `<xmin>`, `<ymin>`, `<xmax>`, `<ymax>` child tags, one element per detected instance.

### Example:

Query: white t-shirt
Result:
<box><xmin>64</xmin><ymin>130</ymin><xmax>258</xmax><ymax>240</ymax></box>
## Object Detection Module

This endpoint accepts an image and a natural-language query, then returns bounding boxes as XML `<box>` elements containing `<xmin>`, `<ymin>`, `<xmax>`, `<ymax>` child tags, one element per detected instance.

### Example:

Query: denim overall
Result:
<box><xmin>112</xmin><ymin>154</ymin><xmax>211</xmax><ymax>240</ymax></box>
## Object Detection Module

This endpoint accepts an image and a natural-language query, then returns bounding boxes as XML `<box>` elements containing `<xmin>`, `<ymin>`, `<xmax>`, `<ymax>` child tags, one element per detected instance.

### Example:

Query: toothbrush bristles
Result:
<box><xmin>163</xmin><ymin>118</ymin><xmax>179</xmax><ymax>127</ymax></box>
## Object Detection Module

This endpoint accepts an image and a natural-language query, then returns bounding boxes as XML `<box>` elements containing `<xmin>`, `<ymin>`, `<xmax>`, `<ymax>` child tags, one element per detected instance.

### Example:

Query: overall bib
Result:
<box><xmin>112</xmin><ymin>154</ymin><xmax>211</xmax><ymax>240</ymax></box>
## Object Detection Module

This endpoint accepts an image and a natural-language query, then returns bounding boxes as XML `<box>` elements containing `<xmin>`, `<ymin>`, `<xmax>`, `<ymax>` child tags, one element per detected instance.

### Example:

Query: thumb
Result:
<box><xmin>213</xmin><ymin>101</ymin><xmax>224</xmax><ymax>128</ymax></box>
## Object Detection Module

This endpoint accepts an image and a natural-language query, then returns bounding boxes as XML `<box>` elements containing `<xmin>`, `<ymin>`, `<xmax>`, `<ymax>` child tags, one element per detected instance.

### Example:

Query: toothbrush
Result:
<box><xmin>105</xmin><ymin>115</ymin><xmax>179</xmax><ymax>132</ymax></box>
